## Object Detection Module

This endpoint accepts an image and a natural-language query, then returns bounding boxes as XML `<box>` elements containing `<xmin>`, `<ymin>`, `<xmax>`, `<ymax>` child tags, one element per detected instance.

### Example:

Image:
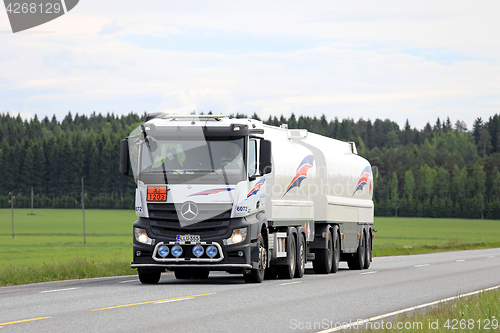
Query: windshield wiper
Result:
<box><xmin>182</xmin><ymin>169</ymin><xmax>229</xmax><ymax>184</ymax></box>
<box><xmin>145</xmin><ymin>169</ymin><xmax>188</xmax><ymax>183</ymax></box>
<box><xmin>209</xmin><ymin>169</ymin><xmax>228</xmax><ymax>184</ymax></box>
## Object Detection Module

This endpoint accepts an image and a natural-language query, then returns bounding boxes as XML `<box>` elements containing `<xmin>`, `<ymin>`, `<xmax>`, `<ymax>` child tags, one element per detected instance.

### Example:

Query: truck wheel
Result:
<box><xmin>330</xmin><ymin>226</ymin><xmax>340</xmax><ymax>273</ymax></box>
<box><xmin>294</xmin><ymin>233</ymin><xmax>306</xmax><ymax>278</ymax></box>
<box><xmin>348</xmin><ymin>232</ymin><xmax>365</xmax><ymax>270</ymax></box>
<box><xmin>363</xmin><ymin>232</ymin><xmax>371</xmax><ymax>269</ymax></box>
<box><xmin>313</xmin><ymin>229</ymin><xmax>333</xmax><ymax>274</ymax></box>
<box><xmin>174</xmin><ymin>269</ymin><xmax>193</xmax><ymax>279</ymax></box>
<box><xmin>138</xmin><ymin>270</ymin><xmax>161</xmax><ymax>284</ymax></box>
<box><xmin>192</xmin><ymin>268</ymin><xmax>210</xmax><ymax>279</ymax></box>
<box><xmin>244</xmin><ymin>235</ymin><xmax>267</xmax><ymax>283</ymax></box>
<box><xmin>277</xmin><ymin>233</ymin><xmax>296</xmax><ymax>279</ymax></box>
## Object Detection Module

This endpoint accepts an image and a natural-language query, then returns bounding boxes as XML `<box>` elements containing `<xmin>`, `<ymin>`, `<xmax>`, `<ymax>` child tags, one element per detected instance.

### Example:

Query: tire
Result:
<box><xmin>363</xmin><ymin>231</ymin><xmax>371</xmax><ymax>269</ymax></box>
<box><xmin>277</xmin><ymin>232</ymin><xmax>296</xmax><ymax>279</ymax></box>
<box><xmin>174</xmin><ymin>269</ymin><xmax>193</xmax><ymax>279</ymax></box>
<box><xmin>348</xmin><ymin>232</ymin><xmax>365</xmax><ymax>270</ymax></box>
<box><xmin>138</xmin><ymin>270</ymin><xmax>161</xmax><ymax>284</ymax></box>
<box><xmin>294</xmin><ymin>233</ymin><xmax>306</xmax><ymax>278</ymax></box>
<box><xmin>244</xmin><ymin>235</ymin><xmax>267</xmax><ymax>283</ymax></box>
<box><xmin>313</xmin><ymin>228</ymin><xmax>333</xmax><ymax>274</ymax></box>
<box><xmin>330</xmin><ymin>226</ymin><xmax>340</xmax><ymax>273</ymax></box>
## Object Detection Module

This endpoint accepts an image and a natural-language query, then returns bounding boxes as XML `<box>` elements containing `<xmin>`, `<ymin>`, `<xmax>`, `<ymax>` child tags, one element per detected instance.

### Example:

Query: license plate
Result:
<box><xmin>176</xmin><ymin>234</ymin><xmax>201</xmax><ymax>242</ymax></box>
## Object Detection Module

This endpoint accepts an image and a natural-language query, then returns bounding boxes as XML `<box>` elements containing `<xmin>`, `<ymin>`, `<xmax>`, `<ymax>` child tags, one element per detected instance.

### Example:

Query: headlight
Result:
<box><xmin>171</xmin><ymin>245</ymin><xmax>183</xmax><ymax>258</ymax></box>
<box><xmin>158</xmin><ymin>245</ymin><xmax>169</xmax><ymax>258</ymax></box>
<box><xmin>224</xmin><ymin>227</ymin><xmax>247</xmax><ymax>245</ymax></box>
<box><xmin>206</xmin><ymin>245</ymin><xmax>218</xmax><ymax>258</ymax></box>
<box><xmin>192</xmin><ymin>245</ymin><xmax>204</xmax><ymax>257</ymax></box>
<box><xmin>134</xmin><ymin>227</ymin><xmax>155</xmax><ymax>245</ymax></box>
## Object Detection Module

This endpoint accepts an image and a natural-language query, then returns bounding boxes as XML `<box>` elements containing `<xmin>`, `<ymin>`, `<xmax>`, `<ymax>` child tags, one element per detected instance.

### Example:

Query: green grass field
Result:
<box><xmin>1</xmin><ymin>209</ymin><xmax>500</xmax><ymax>285</ymax></box>
<box><xmin>373</xmin><ymin>217</ymin><xmax>500</xmax><ymax>256</ymax></box>
<box><xmin>374</xmin><ymin>217</ymin><xmax>500</xmax><ymax>245</ymax></box>
<box><xmin>348</xmin><ymin>287</ymin><xmax>500</xmax><ymax>333</ymax></box>
<box><xmin>0</xmin><ymin>209</ymin><xmax>135</xmax><ymax>269</ymax></box>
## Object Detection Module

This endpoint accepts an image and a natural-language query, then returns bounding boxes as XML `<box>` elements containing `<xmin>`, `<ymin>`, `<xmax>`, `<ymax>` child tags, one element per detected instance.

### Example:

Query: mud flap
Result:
<box><xmin>309</xmin><ymin>223</ymin><xmax>331</xmax><ymax>250</ymax></box>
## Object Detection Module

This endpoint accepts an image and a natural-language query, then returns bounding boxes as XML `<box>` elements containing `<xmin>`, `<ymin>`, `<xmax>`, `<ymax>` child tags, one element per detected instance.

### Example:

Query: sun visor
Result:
<box><xmin>146</xmin><ymin>124</ymin><xmax>249</xmax><ymax>139</ymax></box>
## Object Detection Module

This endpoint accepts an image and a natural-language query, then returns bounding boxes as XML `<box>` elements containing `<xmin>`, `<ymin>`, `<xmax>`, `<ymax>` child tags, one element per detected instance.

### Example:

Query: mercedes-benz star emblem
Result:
<box><xmin>180</xmin><ymin>202</ymin><xmax>198</xmax><ymax>220</ymax></box>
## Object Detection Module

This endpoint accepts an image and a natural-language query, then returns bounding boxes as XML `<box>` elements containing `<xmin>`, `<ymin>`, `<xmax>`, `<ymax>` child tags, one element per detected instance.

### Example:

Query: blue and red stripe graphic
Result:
<box><xmin>188</xmin><ymin>188</ymin><xmax>235</xmax><ymax>197</ymax></box>
<box><xmin>247</xmin><ymin>179</ymin><xmax>265</xmax><ymax>198</ymax></box>
<box><xmin>284</xmin><ymin>155</ymin><xmax>314</xmax><ymax>196</ymax></box>
<box><xmin>352</xmin><ymin>166</ymin><xmax>372</xmax><ymax>196</ymax></box>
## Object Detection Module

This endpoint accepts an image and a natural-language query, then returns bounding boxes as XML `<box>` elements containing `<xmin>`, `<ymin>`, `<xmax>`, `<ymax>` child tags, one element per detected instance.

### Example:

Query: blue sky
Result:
<box><xmin>1</xmin><ymin>1</ymin><xmax>499</xmax><ymax>130</ymax></box>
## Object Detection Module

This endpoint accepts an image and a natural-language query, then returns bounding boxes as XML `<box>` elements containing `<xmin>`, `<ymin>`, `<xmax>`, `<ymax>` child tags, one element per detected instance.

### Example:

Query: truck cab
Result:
<box><xmin>121</xmin><ymin>115</ymin><xmax>272</xmax><ymax>283</ymax></box>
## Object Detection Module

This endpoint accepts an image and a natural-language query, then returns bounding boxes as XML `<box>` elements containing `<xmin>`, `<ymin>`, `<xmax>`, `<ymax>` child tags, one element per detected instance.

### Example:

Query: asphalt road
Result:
<box><xmin>1</xmin><ymin>248</ymin><xmax>499</xmax><ymax>333</ymax></box>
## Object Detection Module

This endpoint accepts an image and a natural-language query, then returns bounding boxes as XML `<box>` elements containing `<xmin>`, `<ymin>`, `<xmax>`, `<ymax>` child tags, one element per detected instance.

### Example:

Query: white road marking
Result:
<box><xmin>456</xmin><ymin>259</ymin><xmax>465</xmax><ymax>262</ymax></box>
<box><xmin>360</xmin><ymin>271</ymin><xmax>377</xmax><ymax>275</ymax></box>
<box><xmin>413</xmin><ymin>264</ymin><xmax>429</xmax><ymax>268</ymax></box>
<box><xmin>279</xmin><ymin>281</ymin><xmax>303</xmax><ymax>286</ymax></box>
<box><xmin>487</xmin><ymin>256</ymin><xmax>495</xmax><ymax>259</ymax></box>
<box><xmin>40</xmin><ymin>287</ymin><xmax>80</xmax><ymax>293</ymax></box>
<box><xmin>60</xmin><ymin>0</ymin><xmax>68</xmax><ymax>13</ymax></box>
<box><xmin>118</xmin><ymin>279</ymin><xmax>138</xmax><ymax>284</ymax></box>
<box><xmin>155</xmin><ymin>297</ymin><xmax>194</xmax><ymax>304</ymax></box>
<box><xmin>317</xmin><ymin>285</ymin><xmax>500</xmax><ymax>333</ymax></box>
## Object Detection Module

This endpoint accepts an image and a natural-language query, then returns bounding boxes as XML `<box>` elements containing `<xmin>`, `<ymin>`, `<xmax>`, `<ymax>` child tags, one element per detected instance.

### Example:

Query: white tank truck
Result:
<box><xmin>119</xmin><ymin>114</ymin><xmax>374</xmax><ymax>284</ymax></box>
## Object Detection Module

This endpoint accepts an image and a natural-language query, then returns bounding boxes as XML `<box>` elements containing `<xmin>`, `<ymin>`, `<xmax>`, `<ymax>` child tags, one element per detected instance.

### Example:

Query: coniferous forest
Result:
<box><xmin>1</xmin><ymin>111</ymin><xmax>500</xmax><ymax>219</ymax></box>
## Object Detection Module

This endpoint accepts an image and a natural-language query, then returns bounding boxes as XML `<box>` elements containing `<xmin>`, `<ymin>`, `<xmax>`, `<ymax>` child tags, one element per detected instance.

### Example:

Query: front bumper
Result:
<box><xmin>131</xmin><ymin>263</ymin><xmax>252</xmax><ymax>270</ymax></box>
<box><xmin>131</xmin><ymin>216</ymin><xmax>260</xmax><ymax>272</ymax></box>
<box><xmin>132</xmin><ymin>241</ymin><xmax>257</xmax><ymax>272</ymax></box>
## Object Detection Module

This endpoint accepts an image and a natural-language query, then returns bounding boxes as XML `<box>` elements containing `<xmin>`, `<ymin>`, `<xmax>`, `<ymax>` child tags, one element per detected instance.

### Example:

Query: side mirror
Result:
<box><xmin>259</xmin><ymin>140</ymin><xmax>272</xmax><ymax>175</ymax></box>
<box><xmin>119</xmin><ymin>138</ymin><xmax>130</xmax><ymax>175</ymax></box>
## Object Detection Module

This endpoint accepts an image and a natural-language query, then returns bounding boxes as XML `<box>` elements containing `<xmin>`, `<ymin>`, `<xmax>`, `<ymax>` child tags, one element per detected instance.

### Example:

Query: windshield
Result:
<box><xmin>137</xmin><ymin>137</ymin><xmax>246</xmax><ymax>185</ymax></box>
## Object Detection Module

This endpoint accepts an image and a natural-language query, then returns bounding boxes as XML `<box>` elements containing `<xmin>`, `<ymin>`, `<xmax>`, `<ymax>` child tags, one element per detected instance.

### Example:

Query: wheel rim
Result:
<box><xmin>327</xmin><ymin>236</ymin><xmax>333</xmax><ymax>265</ymax></box>
<box><xmin>334</xmin><ymin>235</ymin><xmax>339</xmax><ymax>266</ymax></box>
<box><xmin>360</xmin><ymin>235</ymin><xmax>365</xmax><ymax>265</ymax></box>
<box><xmin>299</xmin><ymin>241</ymin><xmax>305</xmax><ymax>272</ymax></box>
<box><xmin>367</xmin><ymin>237</ymin><xmax>371</xmax><ymax>258</ymax></box>
<box><xmin>259</xmin><ymin>241</ymin><xmax>266</xmax><ymax>274</ymax></box>
<box><xmin>290</xmin><ymin>238</ymin><xmax>295</xmax><ymax>273</ymax></box>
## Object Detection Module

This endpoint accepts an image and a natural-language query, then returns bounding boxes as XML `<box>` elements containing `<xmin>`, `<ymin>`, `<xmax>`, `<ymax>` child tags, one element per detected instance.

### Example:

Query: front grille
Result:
<box><xmin>148</xmin><ymin>203</ymin><xmax>232</xmax><ymax>237</ymax></box>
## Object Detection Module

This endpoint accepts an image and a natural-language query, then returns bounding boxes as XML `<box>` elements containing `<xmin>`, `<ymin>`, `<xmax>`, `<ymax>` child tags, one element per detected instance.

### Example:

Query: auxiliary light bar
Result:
<box><xmin>160</xmin><ymin>114</ymin><xmax>226</xmax><ymax>120</ymax></box>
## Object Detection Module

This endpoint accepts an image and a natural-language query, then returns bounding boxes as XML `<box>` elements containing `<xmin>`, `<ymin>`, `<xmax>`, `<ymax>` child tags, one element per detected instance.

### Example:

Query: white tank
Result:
<box><xmin>262</xmin><ymin>125</ymin><xmax>374</xmax><ymax>226</ymax></box>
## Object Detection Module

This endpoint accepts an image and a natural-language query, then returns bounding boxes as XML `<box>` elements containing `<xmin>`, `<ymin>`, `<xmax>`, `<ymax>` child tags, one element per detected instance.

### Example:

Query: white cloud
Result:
<box><xmin>7</xmin><ymin>109</ymin><xmax>35</xmax><ymax>121</ymax></box>
<box><xmin>0</xmin><ymin>0</ymin><xmax>499</xmax><ymax>130</ymax></box>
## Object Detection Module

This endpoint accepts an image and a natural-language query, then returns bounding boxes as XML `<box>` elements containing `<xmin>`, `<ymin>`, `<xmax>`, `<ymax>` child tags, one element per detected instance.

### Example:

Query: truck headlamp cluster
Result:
<box><xmin>206</xmin><ymin>245</ymin><xmax>218</xmax><ymax>258</ymax></box>
<box><xmin>134</xmin><ymin>227</ymin><xmax>155</xmax><ymax>245</ymax></box>
<box><xmin>171</xmin><ymin>245</ymin><xmax>183</xmax><ymax>258</ymax></box>
<box><xmin>158</xmin><ymin>245</ymin><xmax>169</xmax><ymax>258</ymax></box>
<box><xmin>192</xmin><ymin>245</ymin><xmax>204</xmax><ymax>258</ymax></box>
<box><xmin>153</xmin><ymin>243</ymin><xmax>221</xmax><ymax>261</ymax></box>
<box><xmin>224</xmin><ymin>227</ymin><xmax>247</xmax><ymax>245</ymax></box>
